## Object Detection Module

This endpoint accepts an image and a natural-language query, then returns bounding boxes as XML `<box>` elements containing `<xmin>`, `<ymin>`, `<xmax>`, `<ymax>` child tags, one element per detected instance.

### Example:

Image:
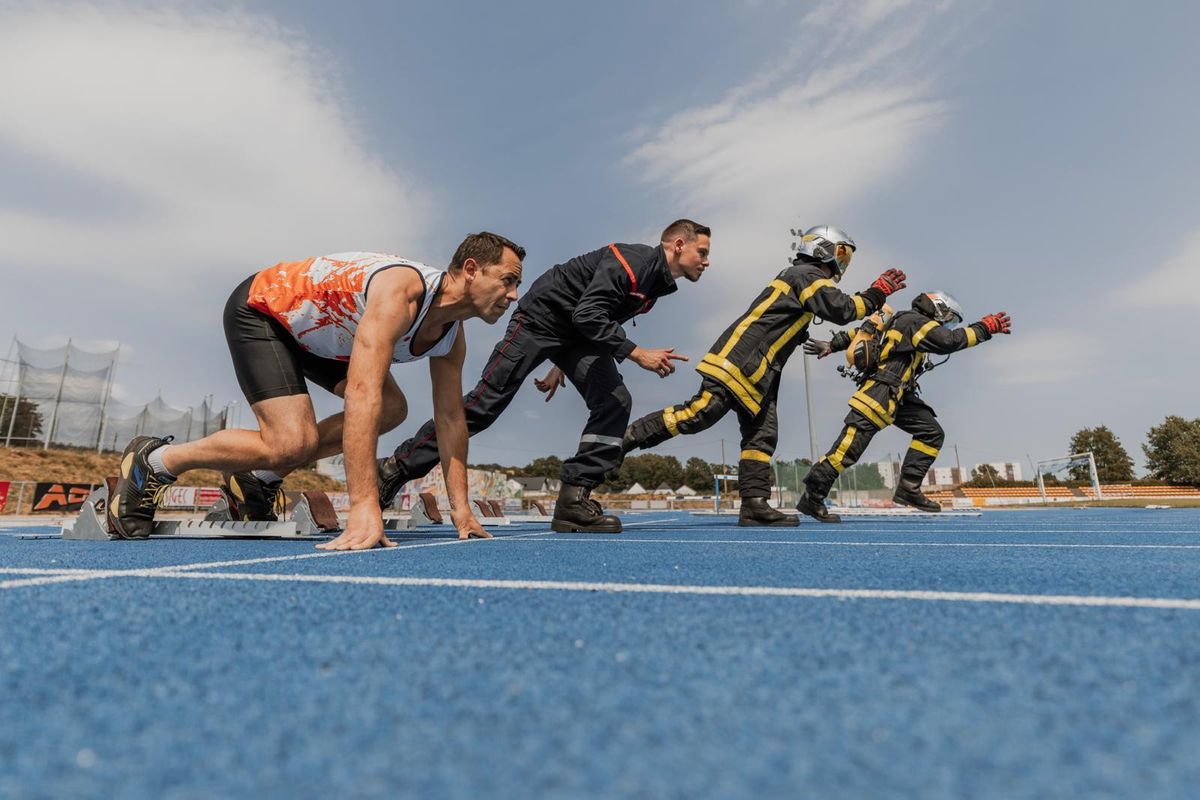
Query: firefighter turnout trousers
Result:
<box><xmin>804</xmin><ymin>395</ymin><xmax>945</xmax><ymax>499</ymax></box>
<box><xmin>389</xmin><ymin>312</ymin><xmax>632</xmax><ymax>489</ymax></box>
<box><xmin>625</xmin><ymin>377</ymin><xmax>780</xmax><ymax>498</ymax></box>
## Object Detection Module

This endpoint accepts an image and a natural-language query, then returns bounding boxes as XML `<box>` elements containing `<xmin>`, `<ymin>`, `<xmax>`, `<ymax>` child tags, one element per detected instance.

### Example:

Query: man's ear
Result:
<box><xmin>462</xmin><ymin>257</ymin><xmax>479</xmax><ymax>281</ymax></box>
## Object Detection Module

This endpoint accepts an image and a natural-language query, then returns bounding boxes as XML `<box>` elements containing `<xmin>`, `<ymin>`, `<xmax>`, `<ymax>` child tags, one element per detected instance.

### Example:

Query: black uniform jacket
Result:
<box><xmin>848</xmin><ymin>310</ymin><xmax>991</xmax><ymax>428</ymax></box>
<box><xmin>697</xmin><ymin>258</ymin><xmax>886</xmax><ymax>416</ymax></box>
<box><xmin>516</xmin><ymin>243</ymin><xmax>678</xmax><ymax>360</ymax></box>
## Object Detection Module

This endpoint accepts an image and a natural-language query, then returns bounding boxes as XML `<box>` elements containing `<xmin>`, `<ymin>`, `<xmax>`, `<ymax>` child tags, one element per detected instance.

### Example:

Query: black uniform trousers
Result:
<box><xmin>390</xmin><ymin>312</ymin><xmax>632</xmax><ymax>489</ymax></box>
<box><xmin>804</xmin><ymin>395</ymin><xmax>944</xmax><ymax>498</ymax></box>
<box><xmin>625</xmin><ymin>377</ymin><xmax>779</xmax><ymax>498</ymax></box>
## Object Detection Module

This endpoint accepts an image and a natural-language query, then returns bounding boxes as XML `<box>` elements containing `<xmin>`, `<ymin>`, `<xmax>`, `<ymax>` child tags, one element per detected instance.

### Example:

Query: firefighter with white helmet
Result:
<box><xmin>799</xmin><ymin>291</ymin><xmax>1012</xmax><ymax>521</ymax></box>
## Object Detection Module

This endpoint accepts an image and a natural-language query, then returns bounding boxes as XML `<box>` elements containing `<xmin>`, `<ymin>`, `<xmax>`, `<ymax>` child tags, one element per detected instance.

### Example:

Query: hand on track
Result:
<box><xmin>451</xmin><ymin>508</ymin><xmax>491</xmax><ymax>540</ymax></box>
<box><xmin>317</xmin><ymin>504</ymin><xmax>396</xmax><ymax>550</ymax></box>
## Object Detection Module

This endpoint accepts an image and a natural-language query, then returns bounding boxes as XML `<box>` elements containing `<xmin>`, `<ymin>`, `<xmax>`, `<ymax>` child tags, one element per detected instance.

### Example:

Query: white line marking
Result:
<box><xmin>0</xmin><ymin>530</ymin><xmax>561</xmax><ymax>590</ymax></box>
<box><xmin>537</xmin><ymin>538</ymin><xmax>1200</xmax><ymax>551</ymax></box>
<box><xmin>137</xmin><ymin>571</ymin><xmax>1200</xmax><ymax>611</ymax></box>
<box><xmin>0</xmin><ymin>574</ymin><xmax>115</xmax><ymax>589</ymax></box>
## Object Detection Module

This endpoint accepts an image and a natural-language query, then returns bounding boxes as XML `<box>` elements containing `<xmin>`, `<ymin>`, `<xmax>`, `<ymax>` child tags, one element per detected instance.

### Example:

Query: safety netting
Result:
<box><xmin>0</xmin><ymin>338</ymin><xmax>226</xmax><ymax>451</ymax></box>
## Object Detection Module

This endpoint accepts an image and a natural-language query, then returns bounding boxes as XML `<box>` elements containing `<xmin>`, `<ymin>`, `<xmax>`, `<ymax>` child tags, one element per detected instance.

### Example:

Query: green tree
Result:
<box><xmin>1143</xmin><ymin>416</ymin><xmax>1200</xmax><ymax>485</ymax></box>
<box><xmin>683</xmin><ymin>457</ymin><xmax>715</xmax><ymax>491</ymax></box>
<box><xmin>840</xmin><ymin>463</ymin><xmax>885</xmax><ymax>490</ymax></box>
<box><xmin>615</xmin><ymin>454</ymin><xmax>685</xmax><ymax>492</ymax></box>
<box><xmin>521</xmin><ymin>455</ymin><xmax>564</xmax><ymax>481</ymax></box>
<box><xmin>972</xmin><ymin>463</ymin><xmax>1000</xmax><ymax>483</ymax></box>
<box><xmin>0</xmin><ymin>394</ymin><xmax>43</xmax><ymax>443</ymax></box>
<box><xmin>1068</xmin><ymin>425</ymin><xmax>1134</xmax><ymax>482</ymax></box>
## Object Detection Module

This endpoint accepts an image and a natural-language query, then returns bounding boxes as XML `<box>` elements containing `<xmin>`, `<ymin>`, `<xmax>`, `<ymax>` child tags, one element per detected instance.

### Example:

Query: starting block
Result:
<box><xmin>60</xmin><ymin>479</ymin><xmax>411</xmax><ymax>540</ymax></box>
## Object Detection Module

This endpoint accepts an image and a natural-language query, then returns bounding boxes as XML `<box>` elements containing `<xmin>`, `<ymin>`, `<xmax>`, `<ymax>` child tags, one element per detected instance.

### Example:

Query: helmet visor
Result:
<box><xmin>833</xmin><ymin>243</ymin><xmax>854</xmax><ymax>273</ymax></box>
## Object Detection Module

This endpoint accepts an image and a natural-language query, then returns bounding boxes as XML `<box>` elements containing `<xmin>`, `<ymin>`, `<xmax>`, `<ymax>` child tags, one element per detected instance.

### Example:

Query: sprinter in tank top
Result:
<box><xmin>108</xmin><ymin>233</ymin><xmax>526</xmax><ymax>548</ymax></box>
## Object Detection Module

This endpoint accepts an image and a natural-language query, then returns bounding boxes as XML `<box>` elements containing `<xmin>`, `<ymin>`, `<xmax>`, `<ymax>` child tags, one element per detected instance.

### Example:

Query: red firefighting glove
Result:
<box><xmin>980</xmin><ymin>312</ymin><xmax>1011</xmax><ymax>335</ymax></box>
<box><xmin>870</xmin><ymin>268</ymin><xmax>906</xmax><ymax>296</ymax></box>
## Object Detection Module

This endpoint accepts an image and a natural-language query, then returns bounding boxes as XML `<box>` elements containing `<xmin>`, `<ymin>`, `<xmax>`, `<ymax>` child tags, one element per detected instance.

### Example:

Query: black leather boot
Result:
<box><xmin>738</xmin><ymin>496</ymin><xmax>799</xmax><ymax>527</ymax></box>
<box><xmin>795</xmin><ymin>491</ymin><xmax>842</xmax><ymax>523</ymax></box>
<box><xmin>551</xmin><ymin>484</ymin><xmax>623</xmax><ymax>533</ymax></box>
<box><xmin>893</xmin><ymin>483</ymin><xmax>941</xmax><ymax>512</ymax></box>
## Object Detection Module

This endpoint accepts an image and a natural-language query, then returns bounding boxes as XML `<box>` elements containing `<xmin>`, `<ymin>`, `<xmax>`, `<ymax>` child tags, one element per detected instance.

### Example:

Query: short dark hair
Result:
<box><xmin>449</xmin><ymin>231</ymin><xmax>526</xmax><ymax>272</ymax></box>
<box><xmin>661</xmin><ymin>219</ymin><xmax>711</xmax><ymax>243</ymax></box>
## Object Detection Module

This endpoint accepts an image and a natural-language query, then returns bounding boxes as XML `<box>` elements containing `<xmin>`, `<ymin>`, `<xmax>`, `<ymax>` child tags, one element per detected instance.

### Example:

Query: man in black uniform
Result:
<box><xmin>622</xmin><ymin>225</ymin><xmax>907</xmax><ymax>526</ymax></box>
<box><xmin>377</xmin><ymin>219</ymin><xmax>712</xmax><ymax>533</ymax></box>
<box><xmin>797</xmin><ymin>292</ymin><xmax>1011</xmax><ymax>522</ymax></box>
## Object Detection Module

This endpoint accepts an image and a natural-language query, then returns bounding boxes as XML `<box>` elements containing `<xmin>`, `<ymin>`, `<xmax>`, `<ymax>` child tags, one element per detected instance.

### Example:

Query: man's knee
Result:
<box><xmin>921</xmin><ymin>421</ymin><xmax>945</xmax><ymax>449</ymax></box>
<box><xmin>380</xmin><ymin>393</ymin><xmax>408</xmax><ymax>433</ymax></box>
<box><xmin>262</xmin><ymin>425</ymin><xmax>319</xmax><ymax>470</ymax></box>
<box><xmin>611</xmin><ymin>383</ymin><xmax>632</xmax><ymax>415</ymax></box>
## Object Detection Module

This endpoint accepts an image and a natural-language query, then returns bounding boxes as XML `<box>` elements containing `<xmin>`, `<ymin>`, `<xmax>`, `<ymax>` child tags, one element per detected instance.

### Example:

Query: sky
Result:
<box><xmin>1</xmin><ymin>0</ymin><xmax>1197</xmax><ymax>475</ymax></box>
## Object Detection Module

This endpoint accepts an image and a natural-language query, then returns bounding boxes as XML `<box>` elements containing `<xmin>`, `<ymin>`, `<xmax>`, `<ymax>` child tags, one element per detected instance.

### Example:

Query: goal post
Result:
<box><xmin>1035</xmin><ymin>452</ymin><xmax>1102</xmax><ymax>502</ymax></box>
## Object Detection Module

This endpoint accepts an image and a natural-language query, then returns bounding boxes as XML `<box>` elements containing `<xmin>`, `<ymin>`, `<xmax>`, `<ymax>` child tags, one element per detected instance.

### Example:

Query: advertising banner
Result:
<box><xmin>0</xmin><ymin>481</ymin><xmax>9</xmax><ymax>513</ymax></box>
<box><xmin>31</xmin><ymin>482</ymin><xmax>97</xmax><ymax>513</ymax></box>
<box><xmin>161</xmin><ymin>486</ymin><xmax>224</xmax><ymax>509</ymax></box>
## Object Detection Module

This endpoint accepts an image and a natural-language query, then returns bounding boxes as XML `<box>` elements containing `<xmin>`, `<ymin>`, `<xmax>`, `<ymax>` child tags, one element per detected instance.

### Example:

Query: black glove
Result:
<box><xmin>803</xmin><ymin>339</ymin><xmax>833</xmax><ymax>359</ymax></box>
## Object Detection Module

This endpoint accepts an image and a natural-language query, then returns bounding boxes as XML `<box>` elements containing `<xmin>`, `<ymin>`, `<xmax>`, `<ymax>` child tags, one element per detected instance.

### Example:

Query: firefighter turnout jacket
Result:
<box><xmin>696</xmin><ymin>257</ymin><xmax>888</xmax><ymax>415</ymax></box>
<box><xmin>516</xmin><ymin>243</ymin><xmax>677</xmax><ymax>360</ymax></box>
<box><xmin>847</xmin><ymin>310</ymin><xmax>992</xmax><ymax>428</ymax></box>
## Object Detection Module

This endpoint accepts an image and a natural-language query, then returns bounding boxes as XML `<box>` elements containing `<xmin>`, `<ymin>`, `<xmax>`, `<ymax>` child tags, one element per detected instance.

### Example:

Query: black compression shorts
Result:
<box><xmin>223</xmin><ymin>275</ymin><xmax>350</xmax><ymax>404</ymax></box>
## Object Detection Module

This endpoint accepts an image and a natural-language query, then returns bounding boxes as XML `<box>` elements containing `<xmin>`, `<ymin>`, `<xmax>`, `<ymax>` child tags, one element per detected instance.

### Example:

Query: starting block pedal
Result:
<box><xmin>411</xmin><ymin>492</ymin><xmax>444</xmax><ymax>526</ymax></box>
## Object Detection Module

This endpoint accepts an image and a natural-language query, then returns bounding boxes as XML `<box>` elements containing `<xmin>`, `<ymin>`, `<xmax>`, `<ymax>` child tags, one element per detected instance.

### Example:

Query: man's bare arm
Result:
<box><xmin>429</xmin><ymin>329</ymin><xmax>489</xmax><ymax>540</ymax></box>
<box><xmin>318</xmin><ymin>269</ymin><xmax>421</xmax><ymax>551</ymax></box>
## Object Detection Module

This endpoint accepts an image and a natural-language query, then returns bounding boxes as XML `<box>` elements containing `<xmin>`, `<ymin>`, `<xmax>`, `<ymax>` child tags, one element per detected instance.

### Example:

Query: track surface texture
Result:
<box><xmin>2</xmin><ymin>508</ymin><xmax>1199</xmax><ymax>799</ymax></box>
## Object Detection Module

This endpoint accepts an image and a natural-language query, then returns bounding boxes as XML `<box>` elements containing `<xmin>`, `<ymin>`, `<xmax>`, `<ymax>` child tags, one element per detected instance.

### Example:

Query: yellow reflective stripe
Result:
<box><xmin>965</xmin><ymin>328</ymin><xmax>978</xmax><ymax>347</ymax></box>
<box><xmin>797</xmin><ymin>277</ymin><xmax>835</xmax><ymax>306</ymax></box>
<box><xmin>740</xmin><ymin>449</ymin><xmax>772</xmax><ymax>463</ymax></box>
<box><xmin>717</xmin><ymin>280</ymin><xmax>791</xmax><ymax>359</ymax></box>
<box><xmin>828</xmin><ymin>426</ymin><xmax>858</xmax><ymax>472</ymax></box>
<box><xmin>847</xmin><ymin>396</ymin><xmax>888</xmax><ymax>428</ymax></box>
<box><xmin>696</xmin><ymin>361</ymin><xmax>761</xmax><ymax>415</ymax></box>
<box><xmin>748</xmin><ymin>312</ymin><xmax>813</xmax><ymax>383</ymax></box>
<box><xmin>700</xmin><ymin>354</ymin><xmax>763</xmax><ymax>403</ymax></box>
<box><xmin>910</xmin><ymin>440</ymin><xmax>940</xmax><ymax>458</ymax></box>
<box><xmin>852</xmin><ymin>294</ymin><xmax>867</xmax><ymax>318</ymax></box>
<box><xmin>666</xmin><ymin>390</ymin><xmax>713</xmax><ymax>436</ymax></box>
<box><xmin>849</xmin><ymin>380</ymin><xmax>895</xmax><ymax>425</ymax></box>
<box><xmin>911</xmin><ymin>320</ymin><xmax>940</xmax><ymax>349</ymax></box>
<box><xmin>879</xmin><ymin>329</ymin><xmax>903</xmax><ymax>361</ymax></box>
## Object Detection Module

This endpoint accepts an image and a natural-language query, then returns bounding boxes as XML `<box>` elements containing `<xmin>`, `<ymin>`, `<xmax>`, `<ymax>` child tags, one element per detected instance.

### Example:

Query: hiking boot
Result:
<box><xmin>377</xmin><ymin>456</ymin><xmax>407</xmax><ymax>508</ymax></box>
<box><xmin>107</xmin><ymin>435</ymin><xmax>176</xmax><ymax>539</ymax></box>
<box><xmin>893</xmin><ymin>484</ymin><xmax>941</xmax><ymax>512</ymax></box>
<box><xmin>551</xmin><ymin>484</ymin><xmax>622</xmax><ymax>533</ymax></box>
<box><xmin>738</xmin><ymin>496</ymin><xmax>799</xmax><ymax>527</ymax></box>
<box><xmin>795</xmin><ymin>491</ymin><xmax>841</xmax><ymax>524</ymax></box>
<box><xmin>222</xmin><ymin>472</ymin><xmax>285</xmax><ymax>521</ymax></box>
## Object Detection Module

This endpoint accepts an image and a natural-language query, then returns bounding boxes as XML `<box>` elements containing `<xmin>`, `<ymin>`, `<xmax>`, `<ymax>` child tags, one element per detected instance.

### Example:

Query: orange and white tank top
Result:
<box><xmin>247</xmin><ymin>252</ymin><xmax>460</xmax><ymax>363</ymax></box>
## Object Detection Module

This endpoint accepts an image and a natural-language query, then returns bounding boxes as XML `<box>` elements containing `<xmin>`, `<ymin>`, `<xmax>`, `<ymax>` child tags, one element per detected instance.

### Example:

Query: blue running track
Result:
<box><xmin>2</xmin><ymin>508</ymin><xmax>1199</xmax><ymax>799</ymax></box>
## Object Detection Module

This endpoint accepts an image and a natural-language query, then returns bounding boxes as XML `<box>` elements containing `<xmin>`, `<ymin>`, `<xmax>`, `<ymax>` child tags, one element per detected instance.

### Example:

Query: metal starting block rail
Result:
<box><xmin>59</xmin><ymin>480</ymin><xmax>413</xmax><ymax>541</ymax></box>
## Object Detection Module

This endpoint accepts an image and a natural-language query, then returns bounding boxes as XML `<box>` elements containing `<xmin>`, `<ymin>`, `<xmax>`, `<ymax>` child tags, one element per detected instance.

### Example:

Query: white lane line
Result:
<box><xmin>159</xmin><ymin>529</ymin><xmax>559</xmax><ymax>572</ymax></box>
<box><xmin>138</xmin><ymin>571</ymin><xmax>1200</xmax><ymax>611</ymax></box>
<box><xmin>535</xmin><ymin>538</ymin><xmax>1200</xmax><ymax>551</ymax></box>
<box><xmin>0</xmin><ymin>574</ymin><xmax>117</xmax><ymax>589</ymax></box>
<box><xmin>0</xmin><ymin>530</ymin><xmax>561</xmax><ymax>590</ymax></box>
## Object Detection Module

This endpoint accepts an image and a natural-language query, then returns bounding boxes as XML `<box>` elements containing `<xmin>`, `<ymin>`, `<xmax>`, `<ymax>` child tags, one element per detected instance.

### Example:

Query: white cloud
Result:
<box><xmin>976</xmin><ymin>328</ymin><xmax>1098</xmax><ymax>385</ymax></box>
<box><xmin>1125</xmin><ymin>228</ymin><xmax>1200</xmax><ymax>309</ymax></box>
<box><xmin>626</xmin><ymin>0</ymin><xmax>951</xmax><ymax>299</ymax></box>
<box><xmin>0</xmin><ymin>4</ymin><xmax>427</xmax><ymax>289</ymax></box>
